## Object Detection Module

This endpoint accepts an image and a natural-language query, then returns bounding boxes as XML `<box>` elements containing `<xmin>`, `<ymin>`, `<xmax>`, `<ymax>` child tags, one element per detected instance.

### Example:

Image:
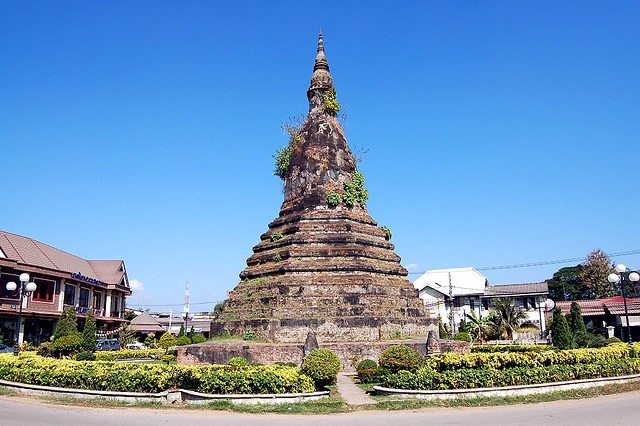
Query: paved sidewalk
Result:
<box><xmin>336</xmin><ymin>373</ymin><xmax>376</xmax><ymax>405</ymax></box>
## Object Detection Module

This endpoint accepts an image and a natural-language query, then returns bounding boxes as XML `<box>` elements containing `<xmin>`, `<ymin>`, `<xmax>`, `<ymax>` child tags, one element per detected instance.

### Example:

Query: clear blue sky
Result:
<box><xmin>2</xmin><ymin>1</ymin><xmax>638</xmax><ymax>311</ymax></box>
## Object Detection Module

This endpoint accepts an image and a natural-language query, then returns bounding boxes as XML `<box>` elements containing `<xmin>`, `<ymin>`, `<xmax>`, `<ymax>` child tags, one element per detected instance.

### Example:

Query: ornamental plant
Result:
<box><xmin>356</xmin><ymin>359</ymin><xmax>380</xmax><ymax>384</ymax></box>
<box><xmin>379</xmin><ymin>345</ymin><xmax>423</xmax><ymax>373</ymax></box>
<box><xmin>551</xmin><ymin>308</ymin><xmax>573</xmax><ymax>349</ymax></box>
<box><xmin>81</xmin><ymin>311</ymin><xmax>97</xmax><ymax>352</ymax></box>
<box><xmin>301</xmin><ymin>348</ymin><xmax>340</xmax><ymax>388</ymax></box>
<box><xmin>158</xmin><ymin>332</ymin><xmax>176</xmax><ymax>349</ymax></box>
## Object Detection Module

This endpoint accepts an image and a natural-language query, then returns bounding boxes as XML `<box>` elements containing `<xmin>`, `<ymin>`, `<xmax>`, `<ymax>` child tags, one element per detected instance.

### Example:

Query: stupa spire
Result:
<box><xmin>308</xmin><ymin>32</ymin><xmax>333</xmax><ymax>96</ymax></box>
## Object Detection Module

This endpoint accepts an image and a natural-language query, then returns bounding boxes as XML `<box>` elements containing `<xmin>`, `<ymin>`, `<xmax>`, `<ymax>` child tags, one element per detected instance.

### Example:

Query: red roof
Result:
<box><xmin>0</xmin><ymin>230</ymin><xmax>127</xmax><ymax>286</ymax></box>
<box><xmin>555</xmin><ymin>297</ymin><xmax>640</xmax><ymax>317</ymax></box>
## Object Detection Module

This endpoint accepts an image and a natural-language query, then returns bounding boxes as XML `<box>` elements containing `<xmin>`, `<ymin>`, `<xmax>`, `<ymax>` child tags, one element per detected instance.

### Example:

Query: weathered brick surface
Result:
<box><xmin>177</xmin><ymin>339</ymin><xmax>470</xmax><ymax>372</ymax></box>
<box><xmin>213</xmin><ymin>34</ymin><xmax>435</xmax><ymax>343</ymax></box>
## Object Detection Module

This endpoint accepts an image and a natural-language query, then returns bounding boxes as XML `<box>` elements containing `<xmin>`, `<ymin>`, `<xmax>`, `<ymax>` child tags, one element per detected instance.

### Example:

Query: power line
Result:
<box><xmin>407</xmin><ymin>249</ymin><xmax>640</xmax><ymax>275</ymax></box>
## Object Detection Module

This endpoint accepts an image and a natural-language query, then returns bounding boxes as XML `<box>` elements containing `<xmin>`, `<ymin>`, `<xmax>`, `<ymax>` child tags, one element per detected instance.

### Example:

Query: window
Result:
<box><xmin>1</xmin><ymin>273</ymin><xmax>19</xmax><ymax>299</ymax></box>
<box><xmin>32</xmin><ymin>278</ymin><xmax>56</xmax><ymax>302</ymax></box>
<box><xmin>79</xmin><ymin>288</ymin><xmax>90</xmax><ymax>308</ymax></box>
<box><xmin>63</xmin><ymin>285</ymin><xmax>76</xmax><ymax>306</ymax></box>
<box><xmin>93</xmin><ymin>292</ymin><xmax>102</xmax><ymax>310</ymax></box>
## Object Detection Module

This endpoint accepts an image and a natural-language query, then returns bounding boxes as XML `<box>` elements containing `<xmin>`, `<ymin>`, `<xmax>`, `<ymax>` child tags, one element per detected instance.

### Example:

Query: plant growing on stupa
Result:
<box><xmin>321</xmin><ymin>87</ymin><xmax>341</xmax><ymax>116</ymax></box>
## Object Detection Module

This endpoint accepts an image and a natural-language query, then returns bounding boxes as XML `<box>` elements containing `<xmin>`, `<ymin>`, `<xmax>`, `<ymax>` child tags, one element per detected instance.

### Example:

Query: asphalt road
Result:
<box><xmin>1</xmin><ymin>391</ymin><xmax>639</xmax><ymax>425</ymax></box>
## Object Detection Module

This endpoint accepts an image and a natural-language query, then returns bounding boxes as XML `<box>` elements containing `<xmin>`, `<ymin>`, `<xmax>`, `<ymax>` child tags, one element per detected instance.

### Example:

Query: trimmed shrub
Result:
<box><xmin>158</xmin><ymin>332</ymin><xmax>176</xmax><ymax>349</ymax></box>
<box><xmin>383</xmin><ymin>358</ymin><xmax>640</xmax><ymax>390</ymax></box>
<box><xmin>75</xmin><ymin>351</ymin><xmax>96</xmax><ymax>361</ymax></box>
<box><xmin>551</xmin><ymin>308</ymin><xmax>573</xmax><ymax>349</ymax></box>
<box><xmin>379</xmin><ymin>345</ymin><xmax>422</xmax><ymax>373</ymax></box>
<box><xmin>191</xmin><ymin>335</ymin><xmax>206</xmax><ymax>344</ymax></box>
<box><xmin>175</xmin><ymin>336</ymin><xmax>192</xmax><ymax>346</ymax></box>
<box><xmin>82</xmin><ymin>311</ymin><xmax>97</xmax><ymax>352</ymax></box>
<box><xmin>0</xmin><ymin>354</ymin><xmax>316</xmax><ymax>394</ymax></box>
<box><xmin>471</xmin><ymin>345</ymin><xmax>553</xmax><ymax>353</ymax></box>
<box><xmin>356</xmin><ymin>359</ymin><xmax>379</xmax><ymax>384</ymax></box>
<box><xmin>605</xmin><ymin>337</ymin><xmax>622</xmax><ymax>345</ymax></box>
<box><xmin>160</xmin><ymin>354</ymin><xmax>176</xmax><ymax>364</ymax></box>
<box><xmin>227</xmin><ymin>357</ymin><xmax>250</xmax><ymax>367</ymax></box>
<box><xmin>301</xmin><ymin>348</ymin><xmax>340</xmax><ymax>388</ymax></box>
<box><xmin>95</xmin><ymin>349</ymin><xmax>164</xmax><ymax>361</ymax></box>
<box><xmin>50</xmin><ymin>332</ymin><xmax>83</xmax><ymax>357</ymax></box>
<box><xmin>454</xmin><ymin>332</ymin><xmax>471</xmax><ymax>342</ymax></box>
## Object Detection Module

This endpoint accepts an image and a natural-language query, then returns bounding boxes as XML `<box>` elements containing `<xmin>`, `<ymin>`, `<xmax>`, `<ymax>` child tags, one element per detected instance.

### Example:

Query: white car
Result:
<box><xmin>125</xmin><ymin>342</ymin><xmax>146</xmax><ymax>350</ymax></box>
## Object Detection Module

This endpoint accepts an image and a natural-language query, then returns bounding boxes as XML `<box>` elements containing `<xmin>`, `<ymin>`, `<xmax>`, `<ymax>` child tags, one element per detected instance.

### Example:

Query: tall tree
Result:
<box><xmin>489</xmin><ymin>298</ymin><xmax>527</xmax><ymax>340</ymax></box>
<box><xmin>551</xmin><ymin>308</ymin><xmax>573</xmax><ymax>349</ymax></box>
<box><xmin>579</xmin><ymin>249</ymin><xmax>616</xmax><ymax>298</ymax></box>
<box><xmin>546</xmin><ymin>265</ymin><xmax>588</xmax><ymax>301</ymax></box>
<box><xmin>82</xmin><ymin>311</ymin><xmax>97</xmax><ymax>352</ymax></box>
<box><xmin>54</xmin><ymin>307</ymin><xmax>78</xmax><ymax>339</ymax></box>
<box><xmin>567</xmin><ymin>301</ymin><xmax>587</xmax><ymax>336</ymax></box>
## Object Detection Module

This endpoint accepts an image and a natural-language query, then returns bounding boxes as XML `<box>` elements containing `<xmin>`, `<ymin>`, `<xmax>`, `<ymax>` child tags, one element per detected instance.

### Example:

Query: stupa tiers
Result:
<box><xmin>213</xmin><ymin>34</ymin><xmax>435</xmax><ymax>343</ymax></box>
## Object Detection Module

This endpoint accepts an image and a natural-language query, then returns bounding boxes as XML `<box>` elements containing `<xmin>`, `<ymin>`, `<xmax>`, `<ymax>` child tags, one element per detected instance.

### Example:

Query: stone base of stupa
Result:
<box><xmin>176</xmin><ymin>338</ymin><xmax>469</xmax><ymax>372</ymax></box>
<box><xmin>211</xmin><ymin>316</ymin><xmax>436</xmax><ymax>343</ymax></box>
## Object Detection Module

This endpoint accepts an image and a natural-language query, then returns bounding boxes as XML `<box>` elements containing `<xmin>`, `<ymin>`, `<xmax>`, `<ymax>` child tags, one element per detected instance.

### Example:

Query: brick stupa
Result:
<box><xmin>213</xmin><ymin>34</ymin><xmax>435</xmax><ymax>343</ymax></box>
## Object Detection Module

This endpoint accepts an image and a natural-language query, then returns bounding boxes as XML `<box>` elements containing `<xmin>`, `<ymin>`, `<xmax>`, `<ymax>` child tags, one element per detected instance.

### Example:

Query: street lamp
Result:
<box><xmin>182</xmin><ymin>311</ymin><xmax>193</xmax><ymax>337</ymax></box>
<box><xmin>607</xmin><ymin>264</ymin><xmax>640</xmax><ymax>344</ymax></box>
<box><xmin>5</xmin><ymin>273</ymin><xmax>37</xmax><ymax>355</ymax></box>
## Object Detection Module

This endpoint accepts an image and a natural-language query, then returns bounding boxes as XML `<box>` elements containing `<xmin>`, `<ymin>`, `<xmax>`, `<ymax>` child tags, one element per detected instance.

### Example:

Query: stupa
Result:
<box><xmin>213</xmin><ymin>34</ymin><xmax>435</xmax><ymax>343</ymax></box>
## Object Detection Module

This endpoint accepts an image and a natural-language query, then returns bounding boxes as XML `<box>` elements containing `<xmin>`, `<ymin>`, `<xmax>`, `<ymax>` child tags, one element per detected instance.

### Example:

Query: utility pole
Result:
<box><xmin>448</xmin><ymin>272</ymin><xmax>455</xmax><ymax>335</ymax></box>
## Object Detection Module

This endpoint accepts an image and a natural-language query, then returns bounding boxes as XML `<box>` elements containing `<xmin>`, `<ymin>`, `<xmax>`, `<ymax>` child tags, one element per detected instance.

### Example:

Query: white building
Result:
<box><xmin>413</xmin><ymin>267</ymin><xmax>549</xmax><ymax>338</ymax></box>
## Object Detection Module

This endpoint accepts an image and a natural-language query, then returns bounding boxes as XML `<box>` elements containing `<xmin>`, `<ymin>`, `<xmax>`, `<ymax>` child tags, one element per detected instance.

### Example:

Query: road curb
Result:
<box><xmin>373</xmin><ymin>373</ymin><xmax>640</xmax><ymax>400</ymax></box>
<box><xmin>0</xmin><ymin>379</ymin><xmax>330</xmax><ymax>405</ymax></box>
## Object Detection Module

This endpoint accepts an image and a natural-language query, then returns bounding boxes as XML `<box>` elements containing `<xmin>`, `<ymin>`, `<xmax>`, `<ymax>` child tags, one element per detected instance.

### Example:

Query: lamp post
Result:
<box><xmin>5</xmin><ymin>273</ymin><xmax>37</xmax><ymax>355</ymax></box>
<box><xmin>607</xmin><ymin>264</ymin><xmax>640</xmax><ymax>344</ymax></box>
<box><xmin>182</xmin><ymin>311</ymin><xmax>193</xmax><ymax>337</ymax></box>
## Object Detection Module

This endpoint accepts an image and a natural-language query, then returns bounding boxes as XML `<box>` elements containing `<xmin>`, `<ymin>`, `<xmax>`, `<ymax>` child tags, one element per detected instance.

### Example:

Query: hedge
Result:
<box><xmin>0</xmin><ymin>354</ymin><xmax>315</xmax><ymax>394</ymax></box>
<box><xmin>94</xmin><ymin>349</ymin><xmax>165</xmax><ymax>361</ymax></box>
<box><xmin>471</xmin><ymin>345</ymin><xmax>554</xmax><ymax>353</ymax></box>
<box><xmin>382</xmin><ymin>358</ymin><xmax>640</xmax><ymax>390</ymax></box>
<box><xmin>426</xmin><ymin>343</ymin><xmax>639</xmax><ymax>372</ymax></box>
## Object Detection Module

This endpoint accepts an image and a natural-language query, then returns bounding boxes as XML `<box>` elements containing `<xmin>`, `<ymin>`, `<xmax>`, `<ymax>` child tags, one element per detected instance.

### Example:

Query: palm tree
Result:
<box><xmin>464</xmin><ymin>310</ymin><xmax>496</xmax><ymax>343</ymax></box>
<box><xmin>489</xmin><ymin>298</ymin><xmax>527</xmax><ymax>340</ymax></box>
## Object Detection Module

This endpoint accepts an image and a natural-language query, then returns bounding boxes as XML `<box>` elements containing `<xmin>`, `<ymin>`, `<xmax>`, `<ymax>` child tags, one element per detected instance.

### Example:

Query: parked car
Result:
<box><xmin>0</xmin><ymin>343</ymin><xmax>14</xmax><ymax>353</ymax></box>
<box><xmin>96</xmin><ymin>339</ymin><xmax>120</xmax><ymax>351</ymax></box>
<box><xmin>125</xmin><ymin>341</ymin><xmax>146</xmax><ymax>350</ymax></box>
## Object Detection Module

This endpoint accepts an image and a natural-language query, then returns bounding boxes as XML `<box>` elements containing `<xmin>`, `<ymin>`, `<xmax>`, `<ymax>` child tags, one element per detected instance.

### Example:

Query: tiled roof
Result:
<box><xmin>128</xmin><ymin>312</ymin><xmax>166</xmax><ymax>332</ymax></box>
<box><xmin>555</xmin><ymin>297</ymin><xmax>640</xmax><ymax>316</ymax></box>
<box><xmin>484</xmin><ymin>282</ymin><xmax>549</xmax><ymax>297</ymax></box>
<box><xmin>0</xmin><ymin>230</ymin><xmax>125</xmax><ymax>285</ymax></box>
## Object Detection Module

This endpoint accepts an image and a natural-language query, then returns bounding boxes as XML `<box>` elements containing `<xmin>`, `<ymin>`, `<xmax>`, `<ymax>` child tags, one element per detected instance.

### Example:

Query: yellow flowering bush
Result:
<box><xmin>0</xmin><ymin>353</ymin><xmax>314</xmax><ymax>394</ymax></box>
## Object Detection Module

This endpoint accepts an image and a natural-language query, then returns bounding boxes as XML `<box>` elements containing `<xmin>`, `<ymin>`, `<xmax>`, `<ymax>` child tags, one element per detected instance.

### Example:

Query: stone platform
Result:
<box><xmin>177</xmin><ymin>339</ymin><xmax>470</xmax><ymax>372</ymax></box>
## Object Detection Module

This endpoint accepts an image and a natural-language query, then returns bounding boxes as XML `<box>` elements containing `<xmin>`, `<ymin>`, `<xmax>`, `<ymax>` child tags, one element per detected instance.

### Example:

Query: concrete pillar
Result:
<box><xmin>105</xmin><ymin>291</ymin><xmax>112</xmax><ymax>318</ymax></box>
<box><xmin>58</xmin><ymin>280</ymin><xmax>65</xmax><ymax>311</ymax></box>
<box><xmin>17</xmin><ymin>318</ymin><xmax>25</xmax><ymax>346</ymax></box>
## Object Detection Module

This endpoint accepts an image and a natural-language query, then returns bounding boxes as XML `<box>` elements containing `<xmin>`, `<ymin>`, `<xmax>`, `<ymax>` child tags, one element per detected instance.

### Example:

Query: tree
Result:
<box><xmin>188</xmin><ymin>326</ymin><xmax>195</xmax><ymax>341</ymax></box>
<box><xmin>464</xmin><ymin>310</ymin><xmax>496</xmax><ymax>343</ymax></box>
<box><xmin>551</xmin><ymin>308</ymin><xmax>573</xmax><ymax>349</ymax></box>
<box><xmin>54</xmin><ymin>307</ymin><xmax>78</xmax><ymax>339</ymax></box>
<box><xmin>567</xmin><ymin>301</ymin><xmax>587</xmax><ymax>337</ymax></box>
<box><xmin>177</xmin><ymin>325</ymin><xmax>185</xmax><ymax>338</ymax></box>
<box><xmin>118</xmin><ymin>324</ymin><xmax>136</xmax><ymax>348</ymax></box>
<box><xmin>82</xmin><ymin>311</ymin><xmax>97</xmax><ymax>352</ymax></box>
<box><xmin>489</xmin><ymin>298</ymin><xmax>527</xmax><ymax>340</ymax></box>
<box><xmin>158</xmin><ymin>332</ymin><xmax>176</xmax><ymax>349</ymax></box>
<box><xmin>546</xmin><ymin>265</ymin><xmax>588</xmax><ymax>301</ymax></box>
<box><xmin>580</xmin><ymin>249</ymin><xmax>616</xmax><ymax>298</ymax></box>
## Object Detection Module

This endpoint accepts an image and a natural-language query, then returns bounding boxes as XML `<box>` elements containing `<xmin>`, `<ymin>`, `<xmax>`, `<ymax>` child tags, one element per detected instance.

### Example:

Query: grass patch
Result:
<box><xmin>4</xmin><ymin>379</ymin><xmax>640</xmax><ymax>414</ymax></box>
<box><xmin>0</xmin><ymin>386</ymin><xmax>18</xmax><ymax>396</ymax></box>
<box><xmin>369</xmin><ymin>380</ymin><xmax>640</xmax><ymax>410</ymax></box>
<box><xmin>39</xmin><ymin>395</ymin><xmax>163</xmax><ymax>409</ymax></box>
<box><xmin>206</xmin><ymin>396</ymin><xmax>348</xmax><ymax>414</ymax></box>
<box><xmin>357</xmin><ymin>383</ymin><xmax>376</xmax><ymax>393</ymax></box>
